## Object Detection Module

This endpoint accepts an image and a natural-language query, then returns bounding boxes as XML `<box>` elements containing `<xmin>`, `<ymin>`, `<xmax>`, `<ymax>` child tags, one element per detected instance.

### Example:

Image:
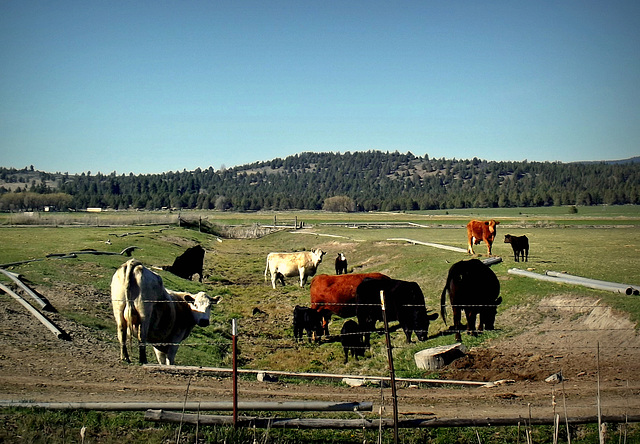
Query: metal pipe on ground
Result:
<box><xmin>508</xmin><ymin>268</ymin><xmax>635</xmax><ymax>294</ymax></box>
<box><xmin>0</xmin><ymin>400</ymin><xmax>373</xmax><ymax>412</ymax></box>
<box><xmin>0</xmin><ymin>283</ymin><xmax>68</xmax><ymax>340</ymax></box>
<box><xmin>544</xmin><ymin>271</ymin><xmax>639</xmax><ymax>295</ymax></box>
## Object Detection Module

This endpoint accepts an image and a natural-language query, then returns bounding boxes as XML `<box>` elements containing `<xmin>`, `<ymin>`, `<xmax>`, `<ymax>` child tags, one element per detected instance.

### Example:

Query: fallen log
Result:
<box><xmin>0</xmin><ymin>400</ymin><xmax>371</xmax><ymax>412</ymax></box>
<box><xmin>145</xmin><ymin>410</ymin><xmax>640</xmax><ymax>429</ymax></box>
<box><xmin>0</xmin><ymin>283</ymin><xmax>68</xmax><ymax>340</ymax></box>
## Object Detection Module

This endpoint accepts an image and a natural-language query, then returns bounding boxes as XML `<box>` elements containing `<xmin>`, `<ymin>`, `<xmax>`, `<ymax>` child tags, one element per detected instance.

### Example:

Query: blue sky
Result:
<box><xmin>1</xmin><ymin>1</ymin><xmax>639</xmax><ymax>174</ymax></box>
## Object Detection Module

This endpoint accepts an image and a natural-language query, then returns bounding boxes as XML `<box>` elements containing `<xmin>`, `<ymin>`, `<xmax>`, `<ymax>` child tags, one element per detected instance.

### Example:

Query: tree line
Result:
<box><xmin>1</xmin><ymin>151</ymin><xmax>639</xmax><ymax>212</ymax></box>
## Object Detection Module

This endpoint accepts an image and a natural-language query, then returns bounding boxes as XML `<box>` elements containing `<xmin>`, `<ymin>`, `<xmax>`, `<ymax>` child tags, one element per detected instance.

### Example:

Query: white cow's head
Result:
<box><xmin>312</xmin><ymin>248</ymin><xmax>326</xmax><ymax>264</ymax></box>
<box><xmin>185</xmin><ymin>292</ymin><xmax>221</xmax><ymax>327</ymax></box>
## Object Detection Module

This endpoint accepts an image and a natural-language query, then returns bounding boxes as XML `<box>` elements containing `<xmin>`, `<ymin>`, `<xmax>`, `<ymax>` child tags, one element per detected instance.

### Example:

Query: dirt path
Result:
<box><xmin>1</xmin><ymin>284</ymin><xmax>639</xmax><ymax>422</ymax></box>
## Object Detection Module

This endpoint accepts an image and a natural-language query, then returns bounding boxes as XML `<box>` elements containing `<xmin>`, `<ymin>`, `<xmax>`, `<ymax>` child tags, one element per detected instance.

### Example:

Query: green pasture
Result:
<box><xmin>1</xmin><ymin>207</ymin><xmax>638</xmax><ymax>376</ymax></box>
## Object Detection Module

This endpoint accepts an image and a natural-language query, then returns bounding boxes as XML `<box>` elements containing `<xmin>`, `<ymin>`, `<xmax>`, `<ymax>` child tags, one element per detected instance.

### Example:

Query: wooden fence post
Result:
<box><xmin>380</xmin><ymin>290</ymin><xmax>399</xmax><ymax>444</ymax></box>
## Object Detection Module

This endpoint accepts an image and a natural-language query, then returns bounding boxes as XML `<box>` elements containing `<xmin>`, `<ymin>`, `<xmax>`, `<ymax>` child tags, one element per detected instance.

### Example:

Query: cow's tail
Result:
<box><xmin>123</xmin><ymin>260</ymin><xmax>142</xmax><ymax>340</ymax></box>
<box><xmin>264</xmin><ymin>256</ymin><xmax>270</xmax><ymax>281</ymax></box>
<box><xmin>440</xmin><ymin>272</ymin><xmax>452</xmax><ymax>327</ymax></box>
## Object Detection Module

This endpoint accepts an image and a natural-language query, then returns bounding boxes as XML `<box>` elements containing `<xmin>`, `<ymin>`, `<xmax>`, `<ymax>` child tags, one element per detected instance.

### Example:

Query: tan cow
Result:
<box><xmin>111</xmin><ymin>259</ymin><xmax>221</xmax><ymax>365</ymax></box>
<box><xmin>466</xmin><ymin>219</ymin><xmax>500</xmax><ymax>256</ymax></box>
<box><xmin>264</xmin><ymin>248</ymin><xmax>326</xmax><ymax>289</ymax></box>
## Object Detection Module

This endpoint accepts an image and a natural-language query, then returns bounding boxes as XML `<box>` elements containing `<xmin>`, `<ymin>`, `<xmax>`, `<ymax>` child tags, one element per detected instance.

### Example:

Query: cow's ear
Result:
<box><xmin>484</xmin><ymin>221</ymin><xmax>490</xmax><ymax>226</ymax></box>
<box><xmin>495</xmin><ymin>296</ymin><xmax>503</xmax><ymax>305</ymax></box>
<box><xmin>184</xmin><ymin>295</ymin><xmax>195</xmax><ymax>303</ymax></box>
<box><xmin>495</xmin><ymin>221</ymin><xmax>500</xmax><ymax>225</ymax></box>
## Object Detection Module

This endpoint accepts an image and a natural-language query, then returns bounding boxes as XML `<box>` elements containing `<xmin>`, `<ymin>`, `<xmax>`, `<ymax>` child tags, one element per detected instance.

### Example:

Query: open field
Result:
<box><xmin>1</xmin><ymin>207</ymin><xmax>639</xmax><ymax>442</ymax></box>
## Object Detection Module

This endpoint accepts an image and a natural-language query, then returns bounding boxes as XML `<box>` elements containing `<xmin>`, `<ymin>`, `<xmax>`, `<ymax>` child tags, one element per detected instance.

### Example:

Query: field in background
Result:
<box><xmin>1</xmin><ymin>206</ymin><xmax>639</xmax><ymax>373</ymax></box>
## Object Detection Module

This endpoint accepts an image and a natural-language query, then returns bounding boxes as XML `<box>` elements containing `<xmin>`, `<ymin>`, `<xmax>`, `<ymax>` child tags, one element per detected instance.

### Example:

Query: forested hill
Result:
<box><xmin>1</xmin><ymin>151</ymin><xmax>639</xmax><ymax>212</ymax></box>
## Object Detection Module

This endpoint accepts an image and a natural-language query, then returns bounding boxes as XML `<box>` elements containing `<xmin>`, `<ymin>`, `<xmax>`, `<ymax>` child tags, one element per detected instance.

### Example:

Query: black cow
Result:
<box><xmin>440</xmin><ymin>259</ymin><xmax>502</xmax><ymax>342</ymax></box>
<box><xmin>504</xmin><ymin>234</ymin><xmax>529</xmax><ymax>262</ymax></box>
<box><xmin>163</xmin><ymin>245</ymin><xmax>205</xmax><ymax>282</ymax></box>
<box><xmin>293</xmin><ymin>305</ymin><xmax>322</xmax><ymax>342</ymax></box>
<box><xmin>335</xmin><ymin>253</ymin><xmax>348</xmax><ymax>275</ymax></box>
<box><xmin>340</xmin><ymin>320</ymin><xmax>365</xmax><ymax>363</ymax></box>
<box><xmin>356</xmin><ymin>278</ymin><xmax>438</xmax><ymax>347</ymax></box>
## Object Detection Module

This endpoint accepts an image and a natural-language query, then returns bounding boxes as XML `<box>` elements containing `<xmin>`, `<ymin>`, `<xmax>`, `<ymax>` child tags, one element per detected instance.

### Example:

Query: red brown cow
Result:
<box><xmin>466</xmin><ymin>219</ymin><xmax>500</xmax><ymax>256</ymax></box>
<box><xmin>310</xmin><ymin>273</ymin><xmax>390</xmax><ymax>338</ymax></box>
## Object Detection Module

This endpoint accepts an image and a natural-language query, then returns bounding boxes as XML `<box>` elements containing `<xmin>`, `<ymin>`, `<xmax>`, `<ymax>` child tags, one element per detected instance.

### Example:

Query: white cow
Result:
<box><xmin>264</xmin><ymin>248</ymin><xmax>326</xmax><ymax>289</ymax></box>
<box><xmin>111</xmin><ymin>259</ymin><xmax>221</xmax><ymax>365</ymax></box>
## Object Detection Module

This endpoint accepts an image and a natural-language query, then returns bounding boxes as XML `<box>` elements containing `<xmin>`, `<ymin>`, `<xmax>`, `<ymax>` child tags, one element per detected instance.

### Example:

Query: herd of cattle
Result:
<box><xmin>110</xmin><ymin>219</ymin><xmax>527</xmax><ymax>365</ymax></box>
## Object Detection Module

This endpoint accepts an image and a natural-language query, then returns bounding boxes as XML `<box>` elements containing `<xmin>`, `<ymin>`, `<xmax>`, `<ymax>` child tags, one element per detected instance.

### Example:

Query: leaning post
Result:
<box><xmin>380</xmin><ymin>290</ymin><xmax>399</xmax><ymax>444</ymax></box>
<box><xmin>232</xmin><ymin>319</ymin><xmax>238</xmax><ymax>428</ymax></box>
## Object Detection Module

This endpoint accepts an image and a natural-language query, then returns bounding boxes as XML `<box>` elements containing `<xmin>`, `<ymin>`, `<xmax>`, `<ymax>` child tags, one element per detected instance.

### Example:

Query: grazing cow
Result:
<box><xmin>356</xmin><ymin>278</ymin><xmax>439</xmax><ymax>346</ymax></box>
<box><xmin>466</xmin><ymin>219</ymin><xmax>500</xmax><ymax>256</ymax></box>
<box><xmin>340</xmin><ymin>320</ymin><xmax>365</xmax><ymax>363</ymax></box>
<box><xmin>292</xmin><ymin>305</ymin><xmax>322</xmax><ymax>342</ymax></box>
<box><xmin>163</xmin><ymin>245</ymin><xmax>205</xmax><ymax>282</ymax></box>
<box><xmin>440</xmin><ymin>259</ymin><xmax>502</xmax><ymax>342</ymax></box>
<box><xmin>504</xmin><ymin>234</ymin><xmax>529</xmax><ymax>262</ymax></box>
<box><xmin>335</xmin><ymin>253</ymin><xmax>348</xmax><ymax>275</ymax></box>
<box><xmin>111</xmin><ymin>259</ymin><xmax>220</xmax><ymax>365</ymax></box>
<box><xmin>264</xmin><ymin>249</ymin><xmax>326</xmax><ymax>289</ymax></box>
<box><xmin>310</xmin><ymin>273</ymin><xmax>390</xmax><ymax>338</ymax></box>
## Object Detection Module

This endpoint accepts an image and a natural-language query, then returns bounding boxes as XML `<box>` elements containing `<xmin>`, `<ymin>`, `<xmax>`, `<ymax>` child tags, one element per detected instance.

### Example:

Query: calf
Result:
<box><xmin>335</xmin><ymin>253</ymin><xmax>348</xmax><ymax>275</ymax></box>
<box><xmin>504</xmin><ymin>234</ymin><xmax>529</xmax><ymax>262</ymax></box>
<box><xmin>340</xmin><ymin>320</ymin><xmax>365</xmax><ymax>363</ymax></box>
<box><xmin>293</xmin><ymin>305</ymin><xmax>322</xmax><ymax>342</ymax></box>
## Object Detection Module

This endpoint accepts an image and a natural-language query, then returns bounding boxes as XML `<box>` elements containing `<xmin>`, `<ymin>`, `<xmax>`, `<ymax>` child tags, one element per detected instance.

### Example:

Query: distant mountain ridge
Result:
<box><xmin>575</xmin><ymin>156</ymin><xmax>640</xmax><ymax>165</ymax></box>
<box><xmin>1</xmin><ymin>151</ymin><xmax>639</xmax><ymax>211</ymax></box>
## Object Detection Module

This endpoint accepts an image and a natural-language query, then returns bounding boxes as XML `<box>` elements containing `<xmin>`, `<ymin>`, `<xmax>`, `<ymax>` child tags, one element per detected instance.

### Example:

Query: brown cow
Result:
<box><xmin>309</xmin><ymin>273</ymin><xmax>390</xmax><ymax>338</ymax></box>
<box><xmin>466</xmin><ymin>219</ymin><xmax>500</xmax><ymax>256</ymax></box>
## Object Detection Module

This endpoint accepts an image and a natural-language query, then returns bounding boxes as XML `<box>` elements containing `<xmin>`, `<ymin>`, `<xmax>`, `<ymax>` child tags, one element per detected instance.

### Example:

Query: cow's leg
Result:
<box><xmin>319</xmin><ymin>311</ymin><xmax>331</xmax><ymax>338</ymax></box>
<box><xmin>114</xmin><ymin>317</ymin><xmax>131</xmax><ymax>363</ymax></box>
<box><xmin>453</xmin><ymin>307</ymin><xmax>462</xmax><ymax>342</ymax></box>
<box><xmin>524</xmin><ymin>249</ymin><xmax>528</xmax><ymax>262</ymax></box>
<box><xmin>271</xmin><ymin>273</ymin><xmax>277</xmax><ymax>289</ymax></box>
<box><xmin>298</xmin><ymin>268</ymin><xmax>306</xmax><ymax>287</ymax></box>
<box><xmin>514</xmin><ymin>249</ymin><xmax>519</xmax><ymax>262</ymax></box>
<box><xmin>467</xmin><ymin>236</ymin><xmax>475</xmax><ymax>255</ymax></box>
<box><xmin>153</xmin><ymin>347</ymin><xmax>169</xmax><ymax>365</ymax></box>
<box><xmin>166</xmin><ymin>346</ymin><xmax>179</xmax><ymax>365</ymax></box>
<box><xmin>137</xmin><ymin>319</ymin><xmax>149</xmax><ymax>365</ymax></box>
<box><xmin>465</xmin><ymin>310</ymin><xmax>478</xmax><ymax>337</ymax></box>
<box><xmin>404</xmin><ymin>329</ymin><xmax>413</xmax><ymax>344</ymax></box>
